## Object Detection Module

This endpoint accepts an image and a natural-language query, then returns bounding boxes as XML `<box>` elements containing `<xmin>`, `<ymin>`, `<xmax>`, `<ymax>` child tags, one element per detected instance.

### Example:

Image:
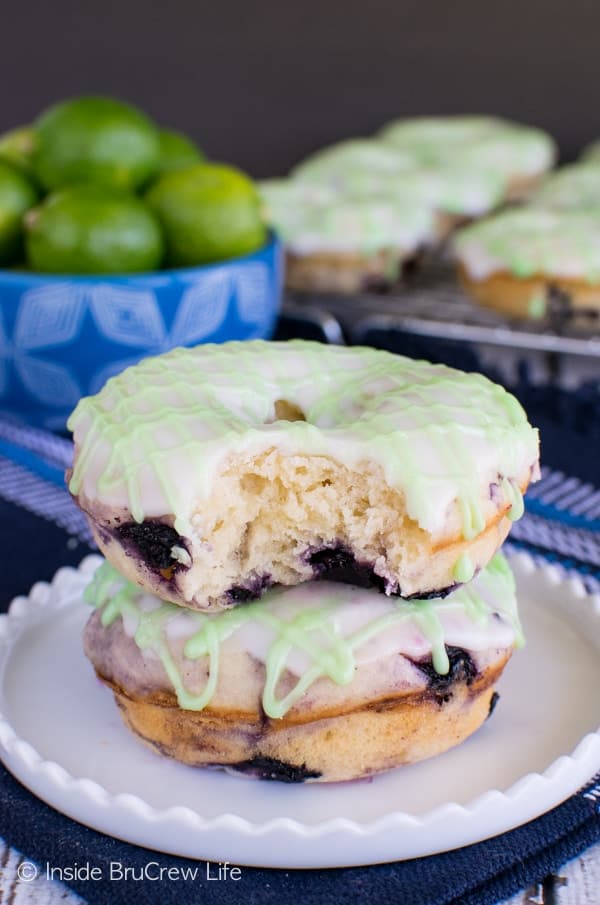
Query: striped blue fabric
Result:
<box><xmin>0</xmin><ymin>417</ymin><xmax>93</xmax><ymax>542</ymax></box>
<box><xmin>507</xmin><ymin>466</ymin><xmax>600</xmax><ymax>593</ymax></box>
<box><xmin>0</xmin><ymin>418</ymin><xmax>599</xmax><ymax>591</ymax></box>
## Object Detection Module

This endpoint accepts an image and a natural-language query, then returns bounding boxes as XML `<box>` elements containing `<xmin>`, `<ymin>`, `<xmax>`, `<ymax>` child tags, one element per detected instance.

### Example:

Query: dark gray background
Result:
<box><xmin>1</xmin><ymin>0</ymin><xmax>596</xmax><ymax>177</ymax></box>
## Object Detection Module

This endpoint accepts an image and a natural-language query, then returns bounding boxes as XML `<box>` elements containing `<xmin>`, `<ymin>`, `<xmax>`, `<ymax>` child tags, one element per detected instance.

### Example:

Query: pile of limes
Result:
<box><xmin>0</xmin><ymin>96</ymin><xmax>267</xmax><ymax>274</ymax></box>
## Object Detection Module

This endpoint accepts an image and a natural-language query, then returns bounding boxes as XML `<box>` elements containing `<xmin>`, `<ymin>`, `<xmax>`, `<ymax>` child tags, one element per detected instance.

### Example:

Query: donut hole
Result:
<box><xmin>271</xmin><ymin>399</ymin><xmax>306</xmax><ymax>423</ymax></box>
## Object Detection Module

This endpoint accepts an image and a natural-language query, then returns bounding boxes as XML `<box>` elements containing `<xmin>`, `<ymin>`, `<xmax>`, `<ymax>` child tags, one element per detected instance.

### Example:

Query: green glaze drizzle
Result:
<box><xmin>278</xmin><ymin>155</ymin><xmax>502</xmax><ymax>222</ymax></box>
<box><xmin>86</xmin><ymin>553</ymin><xmax>523</xmax><ymax>719</ymax></box>
<box><xmin>484</xmin><ymin>552</ymin><xmax>525</xmax><ymax>647</ymax></box>
<box><xmin>67</xmin><ymin>341</ymin><xmax>539</xmax><ymax>543</ymax></box>
<box><xmin>453</xmin><ymin>553</ymin><xmax>475</xmax><ymax>584</ymax></box>
<box><xmin>379</xmin><ymin>116</ymin><xmax>555</xmax><ymax>177</ymax></box>
<box><xmin>455</xmin><ymin>207</ymin><xmax>600</xmax><ymax>284</ymax></box>
<box><xmin>502</xmin><ymin>477</ymin><xmax>525</xmax><ymax>521</ymax></box>
<box><xmin>291</xmin><ymin>138</ymin><xmax>415</xmax><ymax>184</ymax></box>
<box><xmin>413</xmin><ymin>601</ymin><xmax>449</xmax><ymax>675</ymax></box>
<box><xmin>268</xmin><ymin>196</ymin><xmax>435</xmax><ymax>256</ymax></box>
<box><xmin>527</xmin><ymin>292</ymin><xmax>547</xmax><ymax>319</ymax></box>
<box><xmin>582</xmin><ymin>140</ymin><xmax>600</xmax><ymax>165</ymax></box>
<box><xmin>379</xmin><ymin>116</ymin><xmax>510</xmax><ymax>156</ymax></box>
<box><xmin>531</xmin><ymin>163</ymin><xmax>600</xmax><ymax>211</ymax></box>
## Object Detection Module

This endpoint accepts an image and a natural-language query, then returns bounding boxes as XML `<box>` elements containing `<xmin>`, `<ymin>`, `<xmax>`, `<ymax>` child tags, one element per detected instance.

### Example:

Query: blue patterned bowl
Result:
<box><xmin>0</xmin><ymin>235</ymin><xmax>282</xmax><ymax>430</ymax></box>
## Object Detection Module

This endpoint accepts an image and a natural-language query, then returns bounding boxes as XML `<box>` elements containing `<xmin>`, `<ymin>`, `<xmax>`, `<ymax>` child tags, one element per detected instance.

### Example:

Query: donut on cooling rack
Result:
<box><xmin>453</xmin><ymin>206</ymin><xmax>600</xmax><ymax>320</ymax></box>
<box><xmin>378</xmin><ymin>115</ymin><xmax>556</xmax><ymax>201</ymax></box>
<box><xmin>529</xmin><ymin>162</ymin><xmax>600</xmax><ymax>211</ymax></box>
<box><xmin>269</xmin><ymin>194</ymin><xmax>439</xmax><ymax>294</ymax></box>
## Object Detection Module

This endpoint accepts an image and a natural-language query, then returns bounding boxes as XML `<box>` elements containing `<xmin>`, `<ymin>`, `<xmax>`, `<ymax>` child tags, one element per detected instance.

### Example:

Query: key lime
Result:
<box><xmin>33</xmin><ymin>96</ymin><xmax>160</xmax><ymax>192</ymax></box>
<box><xmin>145</xmin><ymin>163</ymin><xmax>267</xmax><ymax>266</ymax></box>
<box><xmin>0</xmin><ymin>160</ymin><xmax>38</xmax><ymax>266</ymax></box>
<box><xmin>0</xmin><ymin>126</ymin><xmax>38</xmax><ymax>183</ymax></box>
<box><xmin>24</xmin><ymin>185</ymin><xmax>164</xmax><ymax>274</ymax></box>
<box><xmin>157</xmin><ymin>128</ymin><xmax>204</xmax><ymax>174</ymax></box>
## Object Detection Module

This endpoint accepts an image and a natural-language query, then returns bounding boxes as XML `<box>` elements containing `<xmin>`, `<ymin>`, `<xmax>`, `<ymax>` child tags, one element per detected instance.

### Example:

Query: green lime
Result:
<box><xmin>24</xmin><ymin>185</ymin><xmax>164</xmax><ymax>274</ymax></box>
<box><xmin>157</xmin><ymin>128</ymin><xmax>204</xmax><ymax>174</ymax></box>
<box><xmin>0</xmin><ymin>126</ymin><xmax>38</xmax><ymax>182</ymax></box>
<box><xmin>145</xmin><ymin>163</ymin><xmax>267</xmax><ymax>266</ymax></box>
<box><xmin>33</xmin><ymin>96</ymin><xmax>160</xmax><ymax>192</ymax></box>
<box><xmin>0</xmin><ymin>160</ymin><xmax>38</xmax><ymax>266</ymax></box>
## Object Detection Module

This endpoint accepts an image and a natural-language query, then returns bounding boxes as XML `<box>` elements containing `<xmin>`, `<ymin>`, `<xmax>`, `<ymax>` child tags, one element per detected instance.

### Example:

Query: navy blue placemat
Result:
<box><xmin>1</xmin><ymin>758</ymin><xmax>600</xmax><ymax>905</ymax></box>
<box><xmin>1</xmin><ymin>418</ymin><xmax>600</xmax><ymax>905</ymax></box>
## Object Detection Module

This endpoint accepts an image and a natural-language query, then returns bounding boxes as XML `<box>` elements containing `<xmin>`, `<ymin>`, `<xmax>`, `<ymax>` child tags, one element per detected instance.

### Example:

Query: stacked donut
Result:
<box><xmin>259</xmin><ymin>116</ymin><xmax>556</xmax><ymax>293</ymax></box>
<box><xmin>70</xmin><ymin>340</ymin><xmax>540</xmax><ymax>782</ymax></box>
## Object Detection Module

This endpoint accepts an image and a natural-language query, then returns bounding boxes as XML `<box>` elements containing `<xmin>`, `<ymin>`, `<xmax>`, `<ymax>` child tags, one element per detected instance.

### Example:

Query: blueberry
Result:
<box><xmin>307</xmin><ymin>545</ymin><xmax>387</xmax><ymax>592</ymax></box>
<box><xmin>227</xmin><ymin>756</ymin><xmax>321</xmax><ymax>783</ymax></box>
<box><xmin>225</xmin><ymin>574</ymin><xmax>272</xmax><ymax>604</ymax></box>
<box><xmin>117</xmin><ymin>521</ymin><xmax>186</xmax><ymax>576</ymax></box>
<box><xmin>414</xmin><ymin>646</ymin><xmax>478</xmax><ymax>692</ymax></box>
<box><xmin>487</xmin><ymin>691</ymin><xmax>500</xmax><ymax>719</ymax></box>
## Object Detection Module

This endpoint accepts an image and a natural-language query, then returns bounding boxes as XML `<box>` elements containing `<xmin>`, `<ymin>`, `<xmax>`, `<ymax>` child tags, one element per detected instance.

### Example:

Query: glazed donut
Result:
<box><xmin>83</xmin><ymin>555</ymin><xmax>520</xmax><ymax>782</ymax></box>
<box><xmin>580</xmin><ymin>139</ymin><xmax>600</xmax><ymax>165</ymax></box>
<box><xmin>260</xmin><ymin>170</ymin><xmax>503</xmax><ymax>295</ymax></box>
<box><xmin>379</xmin><ymin>116</ymin><xmax>503</xmax><ymax>154</ymax></box>
<box><xmin>259</xmin><ymin>183</ymin><xmax>439</xmax><ymax>293</ymax></box>
<box><xmin>283</xmin><ymin>139</ymin><xmax>443</xmax><ymax>292</ymax></box>
<box><xmin>453</xmin><ymin>207</ymin><xmax>600</xmax><ymax>319</ymax></box>
<box><xmin>289</xmin><ymin>138</ymin><xmax>417</xmax><ymax>187</ymax></box>
<box><xmin>529</xmin><ymin>162</ymin><xmax>600</xmax><ymax>210</ymax></box>
<box><xmin>68</xmin><ymin>340</ymin><xmax>539</xmax><ymax>611</ymax></box>
<box><xmin>378</xmin><ymin>115</ymin><xmax>556</xmax><ymax>200</ymax></box>
<box><xmin>345</xmin><ymin>163</ymin><xmax>506</xmax><ymax>221</ymax></box>
<box><xmin>291</xmin><ymin>139</ymin><xmax>505</xmax><ymax>221</ymax></box>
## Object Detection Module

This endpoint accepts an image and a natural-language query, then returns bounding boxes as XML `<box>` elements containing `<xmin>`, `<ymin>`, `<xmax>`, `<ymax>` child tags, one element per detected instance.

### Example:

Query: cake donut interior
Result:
<box><xmin>70</xmin><ymin>339</ymin><xmax>539</xmax><ymax>782</ymax></box>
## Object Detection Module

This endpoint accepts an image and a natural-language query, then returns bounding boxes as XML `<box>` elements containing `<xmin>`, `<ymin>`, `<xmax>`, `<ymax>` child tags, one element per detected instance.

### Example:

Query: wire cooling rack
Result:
<box><xmin>276</xmin><ymin>250</ymin><xmax>600</xmax><ymax>399</ymax></box>
<box><xmin>283</xmin><ymin>255</ymin><xmax>600</xmax><ymax>359</ymax></box>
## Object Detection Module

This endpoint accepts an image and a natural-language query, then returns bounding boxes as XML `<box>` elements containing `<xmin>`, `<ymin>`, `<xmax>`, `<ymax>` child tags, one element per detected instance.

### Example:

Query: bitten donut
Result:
<box><xmin>378</xmin><ymin>115</ymin><xmax>556</xmax><ymax>200</ymax></box>
<box><xmin>453</xmin><ymin>207</ymin><xmax>600</xmax><ymax>319</ymax></box>
<box><xmin>68</xmin><ymin>340</ymin><xmax>539</xmax><ymax>611</ymax></box>
<box><xmin>83</xmin><ymin>554</ymin><xmax>520</xmax><ymax>783</ymax></box>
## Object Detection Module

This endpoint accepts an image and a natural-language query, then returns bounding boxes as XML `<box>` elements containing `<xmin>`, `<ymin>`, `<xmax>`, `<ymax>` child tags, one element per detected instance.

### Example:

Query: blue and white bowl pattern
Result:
<box><xmin>0</xmin><ymin>236</ymin><xmax>282</xmax><ymax>429</ymax></box>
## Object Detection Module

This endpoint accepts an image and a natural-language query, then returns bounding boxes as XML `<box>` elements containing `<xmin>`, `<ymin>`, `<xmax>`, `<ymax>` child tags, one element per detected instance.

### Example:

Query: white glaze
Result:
<box><xmin>360</xmin><ymin>164</ymin><xmax>505</xmax><ymax>216</ymax></box>
<box><xmin>530</xmin><ymin>162</ymin><xmax>600</xmax><ymax>210</ymax></box>
<box><xmin>281</xmin><ymin>196</ymin><xmax>437</xmax><ymax>255</ymax></box>
<box><xmin>379</xmin><ymin>115</ymin><xmax>556</xmax><ymax>179</ymax></box>
<box><xmin>68</xmin><ymin>341</ymin><xmax>539</xmax><ymax>541</ymax></box>
<box><xmin>291</xmin><ymin>138</ymin><xmax>417</xmax><ymax>189</ymax></box>
<box><xmin>97</xmin><ymin>569</ymin><xmax>519</xmax><ymax>680</ymax></box>
<box><xmin>454</xmin><ymin>207</ymin><xmax>600</xmax><ymax>281</ymax></box>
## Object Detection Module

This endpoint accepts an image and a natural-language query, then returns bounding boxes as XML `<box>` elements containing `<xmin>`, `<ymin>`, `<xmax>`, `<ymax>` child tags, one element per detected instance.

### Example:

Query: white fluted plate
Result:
<box><xmin>0</xmin><ymin>553</ymin><xmax>599</xmax><ymax>868</ymax></box>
